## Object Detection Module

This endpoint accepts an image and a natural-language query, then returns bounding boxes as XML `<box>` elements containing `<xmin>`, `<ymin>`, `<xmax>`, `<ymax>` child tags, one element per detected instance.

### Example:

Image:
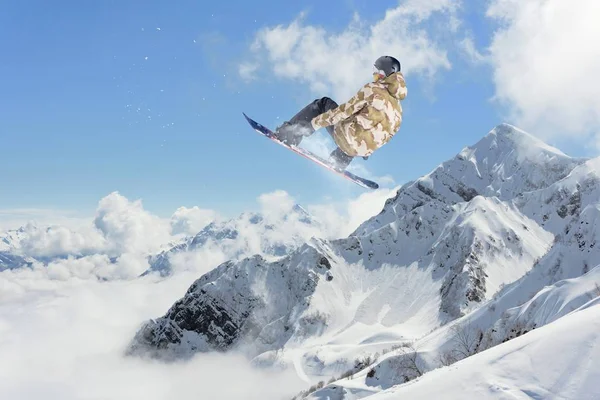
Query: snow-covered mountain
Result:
<box><xmin>311</xmin><ymin>294</ymin><xmax>600</xmax><ymax>400</ymax></box>
<box><xmin>0</xmin><ymin>226</ymin><xmax>33</xmax><ymax>271</ymax></box>
<box><xmin>143</xmin><ymin>204</ymin><xmax>324</xmax><ymax>277</ymax></box>
<box><xmin>0</xmin><ymin>223</ymin><xmax>100</xmax><ymax>270</ymax></box>
<box><xmin>0</xmin><ymin>226</ymin><xmax>28</xmax><ymax>252</ymax></box>
<box><xmin>0</xmin><ymin>252</ymin><xmax>31</xmax><ymax>271</ymax></box>
<box><xmin>303</xmin><ymin>138</ymin><xmax>600</xmax><ymax>398</ymax></box>
<box><xmin>126</xmin><ymin>124</ymin><xmax>599</xmax><ymax>397</ymax></box>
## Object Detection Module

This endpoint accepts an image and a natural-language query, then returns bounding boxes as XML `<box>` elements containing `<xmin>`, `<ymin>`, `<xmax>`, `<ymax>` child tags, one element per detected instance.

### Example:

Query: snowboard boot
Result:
<box><xmin>275</xmin><ymin>97</ymin><xmax>338</xmax><ymax>146</ymax></box>
<box><xmin>274</xmin><ymin>121</ymin><xmax>313</xmax><ymax>147</ymax></box>
<box><xmin>329</xmin><ymin>147</ymin><xmax>354</xmax><ymax>170</ymax></box>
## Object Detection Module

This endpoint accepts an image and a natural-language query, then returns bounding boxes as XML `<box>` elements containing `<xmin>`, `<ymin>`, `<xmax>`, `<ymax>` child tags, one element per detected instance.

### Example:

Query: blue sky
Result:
<box><xmin>2</xmin><ymin>0</ymin><xmax>598</xmax><ymax>221</ymax></box>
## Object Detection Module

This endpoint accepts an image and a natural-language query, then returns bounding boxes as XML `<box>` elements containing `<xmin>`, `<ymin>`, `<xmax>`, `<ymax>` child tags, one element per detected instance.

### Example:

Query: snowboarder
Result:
<box><xmin>273</xmin><ymin>56</ymin><xmax>407</xmax><ymax>170</ymax></box>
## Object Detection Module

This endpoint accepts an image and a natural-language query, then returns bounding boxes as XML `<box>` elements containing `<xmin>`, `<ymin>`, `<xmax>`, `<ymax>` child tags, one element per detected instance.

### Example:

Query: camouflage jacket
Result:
<box><xmin>311</xmin><ymin>72</ymin><xmax>407</xmax><ymax>157</ymax></box>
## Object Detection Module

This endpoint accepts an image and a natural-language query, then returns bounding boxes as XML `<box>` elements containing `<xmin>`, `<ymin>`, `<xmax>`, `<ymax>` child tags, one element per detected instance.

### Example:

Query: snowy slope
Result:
<box><xmin>128</xmin><ymin>123</ymin><xmax>586</xmax><ymax>378</ymax></box>
<box><xmin>0</xmin><ymin>252</ymin><xmax>31</xmax><ymax>271</ymax></box>
<box><xmin>416</xmin><ymin>156</ymin><xmax>600</xmax><ymax>361</ymax></box>
<box><xmin>143</xmin><ymin>204</ymin><xmax>324</xmax><ymax>277</ymax></box>
<box><xmin>307</xmin><ymin>263</ymin><xmax>600</xmax><ymax>399</ymax></box>
<box><xmin>482</xmin><ymin>265</ymin><xmax>600</xmax><ymax>347</ymax></box>
<box><xmin>364</xmin><ymin>299</ymin><xmax>600</xmax><ymax>400</ymax></box>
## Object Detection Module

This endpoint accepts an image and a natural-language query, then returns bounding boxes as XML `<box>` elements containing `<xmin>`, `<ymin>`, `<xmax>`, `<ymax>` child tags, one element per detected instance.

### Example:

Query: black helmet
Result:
<box><xmin>374</xmin><ymin>56</ymin><xmax>401</xmax><ymax>76</ymax></box>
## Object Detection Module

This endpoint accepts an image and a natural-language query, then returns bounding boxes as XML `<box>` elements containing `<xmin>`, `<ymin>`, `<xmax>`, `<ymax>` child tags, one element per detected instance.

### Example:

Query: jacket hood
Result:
<box><xmin>381</xmin><ymin>72</ymin><xmax>407</xmax><ymax>100</ymax></box>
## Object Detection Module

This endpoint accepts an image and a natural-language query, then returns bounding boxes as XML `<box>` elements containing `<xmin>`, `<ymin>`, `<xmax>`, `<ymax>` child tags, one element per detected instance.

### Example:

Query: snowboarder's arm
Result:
<box><xmin>311</xmin><ymin>88</ymin><xmax>368</xmax><ymax>129</ymax></box>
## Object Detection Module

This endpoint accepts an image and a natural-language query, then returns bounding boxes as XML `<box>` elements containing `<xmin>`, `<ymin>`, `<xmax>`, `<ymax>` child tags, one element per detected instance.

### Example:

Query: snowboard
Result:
<box><xmin>243</xmin><ymin>113</ymin><xmax>379</xmax><ymax>190</ymax></box>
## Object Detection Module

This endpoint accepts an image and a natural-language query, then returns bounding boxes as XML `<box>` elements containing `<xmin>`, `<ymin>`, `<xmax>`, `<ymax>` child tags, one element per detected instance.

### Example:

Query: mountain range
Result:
<box><xmin>125</xmin><ymin>123</ymin><xmax>600</xmax><ymax>399</ymax></box>
<box><xmin>143</xmin><ymin>204</ymin><xmax>323</xmax><ymax>277</ymax></box>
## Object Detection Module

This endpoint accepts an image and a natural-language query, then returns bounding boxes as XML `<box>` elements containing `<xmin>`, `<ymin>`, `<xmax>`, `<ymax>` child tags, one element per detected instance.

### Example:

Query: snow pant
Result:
<box><xmin>286</xmin><ymin>97</ymin><xmax>354</xmax><ymax>169</ymax></box>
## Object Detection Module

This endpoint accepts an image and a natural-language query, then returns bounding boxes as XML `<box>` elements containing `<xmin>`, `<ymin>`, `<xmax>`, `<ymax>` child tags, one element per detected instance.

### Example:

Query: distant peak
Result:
<box><xmin>291</xmin><ymin>203</ymin><xmax>310</xmax><ymax>215</ymax></box>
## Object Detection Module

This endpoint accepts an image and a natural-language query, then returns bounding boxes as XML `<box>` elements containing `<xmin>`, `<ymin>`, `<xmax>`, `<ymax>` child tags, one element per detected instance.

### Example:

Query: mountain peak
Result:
<box><xmin>444</xmin><ymin>123</ymin><xmax>584</xmax><ymax>199</ymax></box>
<box><xmin>464</xmin><ymin>123</ymin><xmax>570</xmax><ymax>161</ymax></box>
<box><xmin>354</xmin><ymin>123</ymin><xmax>586</xmax><ymax>237</ymax></box>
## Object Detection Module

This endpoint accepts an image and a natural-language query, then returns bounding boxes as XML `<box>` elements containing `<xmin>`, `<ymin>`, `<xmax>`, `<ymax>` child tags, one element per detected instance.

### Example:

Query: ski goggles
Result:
<box><xmin>373</xmin><ymin>65</ymin><xmax>386</xmax><ymax>81</ymax></box>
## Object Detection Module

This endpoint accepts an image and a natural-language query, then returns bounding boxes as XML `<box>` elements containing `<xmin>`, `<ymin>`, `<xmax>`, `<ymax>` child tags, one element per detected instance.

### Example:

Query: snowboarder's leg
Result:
<box><xmin>275</xmin><ymin>97</ymin><xmax>339</xmax><ymax>146</ymax></box>
<box><xmin>275</xmin><ymin>97</ymin><xmax>357</xmax><ymax>170</ymax></box>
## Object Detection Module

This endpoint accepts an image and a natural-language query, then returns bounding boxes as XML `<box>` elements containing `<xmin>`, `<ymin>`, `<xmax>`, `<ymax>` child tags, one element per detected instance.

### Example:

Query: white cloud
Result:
<box><xmin>3</xmin><ymin>193</ymin><xmax>174</xmax><ymax>267</ymax></box>
<box><xmin>241</xmin><ymin>2</ymin><xmax>458</xmax><ymax>100</ymax></box>
<box><xmin>1</xmin><ymin>193</ymin><xmax>182</xmax><ymax>281</ymax></box>
<box><xmin>238</xmin><ymin>61</ymin><xmax>259</xmax><ymax>81</ymax></box>
<box><xmin>93</xmin><ymin>192</ymin><xmax>173</xmax><ymax>255</ymax></box>
<box><xmin>170</xmin><ymin>206</ymin><xmax>218</xmax><ymax>236</ymax></box>
<box><xmin>0</xmin><ymin>269</ymin><xmax>304</xmax><ymax>400</ymax></box>
<box><xmin>307</xmin><ymin>186</ymin><xmax>399</xmax><ymax>238</ymax></box>
<box><xmin>167</xmin><ymin>244</ymin><xmax>229</xmax><ymax>276</ymax></box>
<box><xmin>46</xmin><ymin>255</ymin><xmax>110</xmax><ymax>281</ymax></box>
<box><xmin>8</xmin><ymin>253</ymin><xmax>151</xmax><ymax>282</ymax></box>
<box><xmin>257</xmin><ymin>189</ymin><xmax>296</xmax><ymax>216</ymax></box>
<box><xmin>345</xmin><ymin>187</ymin><xmax>400</xmax><ymax>233</ymax></box>
<box><xmin>17</xmin><ymin>223</ymin><xmax>107</xmax><ymax>259</ymax></box>
<box><xmin>396</xmin><ymin>0</ymin><xmax>460</xmax><ymax>20</ymax></box>
<box><xmin>486</xmin><ymin>0</ymin><xmax>600</xmax><ymax>149</ymax></box>
<box><xmin>459</xmin><ymin>36</ymin><xmax>487</xmax><ymax>65</ymax></box>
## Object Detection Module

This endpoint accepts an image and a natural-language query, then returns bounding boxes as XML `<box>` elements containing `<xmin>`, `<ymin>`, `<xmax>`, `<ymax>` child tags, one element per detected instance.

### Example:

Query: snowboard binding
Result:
<box><xmin>274</xmin><ymin>121</ymin><xmax>313</xmax><ymax>147</ymax></box>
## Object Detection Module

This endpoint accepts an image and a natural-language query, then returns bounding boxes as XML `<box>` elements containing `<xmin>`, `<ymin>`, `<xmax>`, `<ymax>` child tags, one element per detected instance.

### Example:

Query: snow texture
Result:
<box><xmin>348</xmin><ymin>298</ymin><xmax>600</xmax><ymax>400</ymax></box>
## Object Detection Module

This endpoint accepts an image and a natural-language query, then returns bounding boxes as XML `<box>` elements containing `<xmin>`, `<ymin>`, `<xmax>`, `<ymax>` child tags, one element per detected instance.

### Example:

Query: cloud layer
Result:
<box><xmin>2</xmin><ymin>188</ymin><xmax>396</xmax><ymax>279</ymax></box>
<box><xmin>0</xmin><ymin>187</ymin><xmax>399</xmax><ymax>399</ymax></box>
<box><xmin>0</xmin><ymin>270</ymin><xmax>305</xmax><ymax>400</ymax></box>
